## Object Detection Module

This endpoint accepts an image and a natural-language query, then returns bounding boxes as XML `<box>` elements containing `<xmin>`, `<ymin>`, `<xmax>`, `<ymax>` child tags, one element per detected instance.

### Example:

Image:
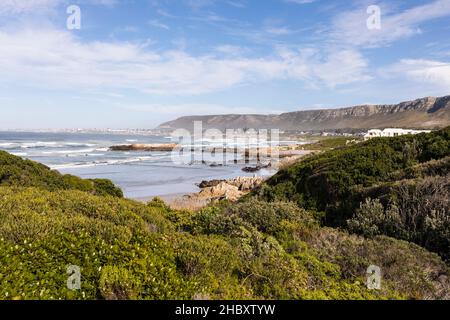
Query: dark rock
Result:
<box><xmin>241</xmin><ymin>163</ymin><xmax>271</xmax><ymax>173</ymax></box>
<box><xmin>198</xmin><ymin>179</ymin><xmax>226</xmax><ymax>188</ymax></box>
<box><xmin>110</xmin><ymin>144</ymin><xmax>178</xmax><ymax>152</ymax></box>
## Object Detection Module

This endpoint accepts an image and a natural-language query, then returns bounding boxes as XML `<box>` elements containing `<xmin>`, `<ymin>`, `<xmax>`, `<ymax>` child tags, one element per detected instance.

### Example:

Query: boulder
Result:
<box><xmin>197</xmin><ymin>182</ymin><xmax>243</xmax><ymax>201</ymax></box>
<box><xmin>242</xmin><ymin>163</ymin><xmax>271</xmax><ymax>173</ymax></box>
<box><xmin>198</xmin><ymin>179</ymin><xmax>226</xmax><ymax>188</ymax></box>
<box><xmin>198</xmin><ymin>176</ymin><xmax>264</xmax><ymax>191</ymax></box>
<box><xmin>110</xmin><ymin>144</ymin><xmax>178</xmax><ymax>152</ymax></box>
<box><xmin>227</xmin><ymin>176</ymin><xmax>264</xmax><ymax>191</ymax></box>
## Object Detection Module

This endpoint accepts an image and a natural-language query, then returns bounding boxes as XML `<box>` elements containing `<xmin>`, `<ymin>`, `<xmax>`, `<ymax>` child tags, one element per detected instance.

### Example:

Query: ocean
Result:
<box><xmin>0</xmin><ymin>131</ymin><xmax>283</xmax><ymax>199</ymax></box>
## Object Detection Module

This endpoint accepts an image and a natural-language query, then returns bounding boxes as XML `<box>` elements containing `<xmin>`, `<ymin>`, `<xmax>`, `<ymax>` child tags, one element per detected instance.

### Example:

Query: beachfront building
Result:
<box><xmin>364</xmin><ymin>128</ymin><xmax>431</xmax><ymax>140</ymax></box>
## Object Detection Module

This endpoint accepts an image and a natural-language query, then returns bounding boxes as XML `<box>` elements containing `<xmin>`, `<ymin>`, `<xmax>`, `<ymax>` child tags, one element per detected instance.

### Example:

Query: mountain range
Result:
<box><xmin>157</xmin><ymin>95</ymin><xmax>450</xmax><ymax>131</ymax></box>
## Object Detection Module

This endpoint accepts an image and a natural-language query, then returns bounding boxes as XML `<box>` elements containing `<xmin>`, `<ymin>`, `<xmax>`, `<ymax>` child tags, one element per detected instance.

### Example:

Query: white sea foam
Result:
<box><xmin>66</xmin><ymin>142</ymin><xmax>97</xmax><ymax>147</ymax></box>
<box><xmin>0</xmin><ymin>142</ymin><xmax>18</xmax><ymax>149</ymax></box>
<box><xmin>18</xmin><ymin>141</ymin><xmax>98</xmax><ymax>149</ymax></box>
<box><xmin>50</xmin><ymin>156</ymin><xmax>155</xmax><ymax>170</ymax></box>
<box><xmin>54</xmin><ymin>148</ymin><xmax>96</xmax><ymax>154</ymax></box>
<box><xmin>21</xmin><ymin>141</ymin><xmax>58</xmax><ymax>148</ymax></box>
<box><xmin>50</xmin><ymin>162</ymin><xmax>91</xmax><ymax>169</ymax></box>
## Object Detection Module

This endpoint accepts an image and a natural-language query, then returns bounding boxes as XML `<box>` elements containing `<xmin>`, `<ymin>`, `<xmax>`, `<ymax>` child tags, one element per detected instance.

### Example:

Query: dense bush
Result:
<box><xmin>347</xmin><ymin>175</ymin><xmax>450</xmax><ymax>260</ymax></box>
<box><xmin>183</xmin><ymin>199</ymin><xmax>449</xmax><ymax>299</ymax></box>
<box><xmin>253</xmin><ymin>127</ymin><xmax>450</xmax><ymax>261</ymax></box>
<box><xmin>303</xmin><ymin>228</ymin><xmax>450</xmax><ymax>299</ymax></box>
<box><xmin>3</xmin><ymin>186</ymin><xmax>447</xmax><ymax>300</ymax></box>
<box><xmin>0</xmin><ymin>187</ymin><xmax>210</xmax><ymax>300</ymax></box>
<box><xmin>256</xmin><ymin>127</ymin><xmax>449</xmax><ymax>216</ymax></box>
<box><xmin>0</xmin><ymin>151</ymin><xmax>123</xmax><ymax>197</ymax></box>
<box><xmin>1</xmin><ymin>140</ymin><xmax>449</xmax><ymax>300</ymax></box>
<box><xmin>99</xmin><ymin>266</ymin><xmax>142</xmax><ymax>300</ymax></box>
<box><xmin>347</xmin><ymin>198</ymin><xmax>402</xmax><ymax>238</ymax></box>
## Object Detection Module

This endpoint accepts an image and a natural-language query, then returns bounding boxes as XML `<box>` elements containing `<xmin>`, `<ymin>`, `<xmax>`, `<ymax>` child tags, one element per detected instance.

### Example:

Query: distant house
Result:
<box><xmin>364</xmin><ymin>128</ymin><xmax>431</xmax><ymax>140</ymax></box>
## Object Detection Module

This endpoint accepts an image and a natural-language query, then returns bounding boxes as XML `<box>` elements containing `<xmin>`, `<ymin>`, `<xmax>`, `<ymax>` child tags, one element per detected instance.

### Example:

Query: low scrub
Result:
<box><xmin>1</xmin><ymin>136</ymin><xmax>449</xmax><ymax>300</ymax></box>
<box><xmin>0</xmin><ymin>151</ymin><xmax>123</xmax><ymax>197</ymax></box>
<box><xmin>3</xmin><ymin>187</ymin><xmax>448</xmax><ymax>299</ymax></box>
<box><xmin>252</xmin><ymin>127</ymin><xmax>450</xmax><ymax>261</ymax></box>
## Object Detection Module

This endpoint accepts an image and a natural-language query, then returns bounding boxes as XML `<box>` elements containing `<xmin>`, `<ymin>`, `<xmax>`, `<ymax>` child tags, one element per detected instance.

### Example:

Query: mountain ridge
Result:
<box><xmin>157</xmin><ymin>95</ymin><xmax>450</xmax><ymax>131</ymax></box>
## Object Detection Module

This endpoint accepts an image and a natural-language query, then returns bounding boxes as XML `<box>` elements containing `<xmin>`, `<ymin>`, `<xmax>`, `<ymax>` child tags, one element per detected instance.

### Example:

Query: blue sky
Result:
<box><xmin>0</xmin><ymin>0</ymin><xmax>449</xmax><ymax>129</ymax></box>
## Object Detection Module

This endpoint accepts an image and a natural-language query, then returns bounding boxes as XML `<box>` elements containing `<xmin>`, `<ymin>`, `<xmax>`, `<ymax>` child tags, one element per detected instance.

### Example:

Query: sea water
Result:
<box><xmin>0</xmin><ymin>131</ymin><xmax>283</xmax><ymax>199</ymax></box>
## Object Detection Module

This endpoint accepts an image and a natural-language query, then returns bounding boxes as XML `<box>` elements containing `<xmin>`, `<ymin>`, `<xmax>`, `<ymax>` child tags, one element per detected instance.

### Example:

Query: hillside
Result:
<box><xmin>0</xmin><ymin>138</ymin><xmax>449</xmax><ymax>299</ymax></box>
<box><xmin>1</xmin><ymin>187</ymin><xmax>449</xmax><ymax>300</ymax></box>
<box><xmin>157</xmin><ymin>96</ymin><xmax>450</xmax><ymax>131</ymax></box>
<box><xmin>253</xmin><ymin>127</ymin><xmax>450</xmax><ymax>261</ymax></box>
<box><xmin>0</xmin><ymin>150</ymin><xmax>123</xmax><ymax>197</ymax></box>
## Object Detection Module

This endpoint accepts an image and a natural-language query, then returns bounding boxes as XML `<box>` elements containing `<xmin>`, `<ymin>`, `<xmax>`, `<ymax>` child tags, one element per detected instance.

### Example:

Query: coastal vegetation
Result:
<box><xmin>253</xmin><ymin>127</ymin><xmax>450</xmax><ymax>261</ymax></box>
<box><xmin>0</xmin><ymin>150</ymin><xmax>123</xmax><ymax>197</ymax></box>
<box><xmin>296</xmin><ymin>136</ymin><xmax>361</xmax><ymax>152</ymax></box>
<box><xmin>0</xmin><ymin>128</ymin><xmax>449</xmax><ymax>300</ymax></box>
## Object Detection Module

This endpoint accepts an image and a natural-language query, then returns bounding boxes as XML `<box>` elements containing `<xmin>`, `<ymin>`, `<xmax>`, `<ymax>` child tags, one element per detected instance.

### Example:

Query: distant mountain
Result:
<box><xmin>157</xmin><ymin>95</ymin><xmax>450</xmax><ymax>131</ymax></box>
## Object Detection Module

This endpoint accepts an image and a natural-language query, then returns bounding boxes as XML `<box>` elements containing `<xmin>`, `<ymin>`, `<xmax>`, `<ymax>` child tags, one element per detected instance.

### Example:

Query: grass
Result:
<box><xmin>298</xmin><ymin>136</ymin><xmax>362</xmax><ymax>151</ymax></box>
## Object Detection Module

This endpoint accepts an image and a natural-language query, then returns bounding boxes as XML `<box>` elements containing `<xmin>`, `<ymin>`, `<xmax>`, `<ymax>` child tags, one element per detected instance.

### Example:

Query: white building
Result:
<box><xmin>364</xmin><ymin>128</ymin><xmax>431</xmax><ymax>140</ymax></box>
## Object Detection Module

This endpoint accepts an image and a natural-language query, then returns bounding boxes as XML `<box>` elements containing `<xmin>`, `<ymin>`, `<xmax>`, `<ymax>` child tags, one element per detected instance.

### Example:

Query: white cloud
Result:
<box><xmin>330</xmin><ymin>0</ymin><xmax>450</xmax><ymax>47</ymax></box>
<box><xmin>183</xmin><ymin>0</ymin><xmax>215</xmax><ymax>10</ymax></box>
<box><xmin>265</xmin><ymin>26</ymin><xmax>292</xmax><ymax>35</ymax></box>
<box><xmin>226</xmin><ymin>1</ymin><xmax>246</xmax><ymax>9</ymax></box>
<box><xmin>276</xmin><ymin>47</ymin><xmax>371</xmax><ymax>88</ymax></box>
<box><xmin>148</xmin><ymin>19</ymin><xmax>170</xmax><ymax>30</ymax></box>
<box><xmin>0</xmin><ymin>0</ymin><xmax>62</xmax><ymax>15</ymax></box>
<box><xmin>116</xmin><ymin>103</ymin><xmax>284</xmax><ymax>116</ymax></box>
<box><xmin>0</xmin><ymin>27</ymin><xmax>370</xmax><ymax>95</ymax></box>
<box><xmin>90</xmin><ymin>0</ymin><xmax>117</xmax><ymax>7</ymax></box>
<box><xmin>214</xmin><ymin>45</ymin><xmax>249</xmax><ymax>56</ymax></box>
<box><xmin>311</xmin><ymin>50</ymin><xmax>372</xmax><ymax>87</ymax></box>
<box><xmin>384</xmin><ymin>59</ymin><xmax>450</xmax><ymax>89</ymax></box>
<box><xmin>0</xmin><ymin>0</ymin><xmax>117</xmax><ymax>15</ymax></box>
<box><xmin>284</xmin><ymin>0</ymin><xmax>316</xmax><ymax>4</ymax></box>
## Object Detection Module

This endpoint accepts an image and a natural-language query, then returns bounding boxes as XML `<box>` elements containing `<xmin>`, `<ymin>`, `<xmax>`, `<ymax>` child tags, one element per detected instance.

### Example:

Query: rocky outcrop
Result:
<box><xmin>197</xmin><ymin>182</ymin><xmax>243</xmax><ymax>202</ymax></box>
<box><xmin>228</xmin><ymin>176</ymin><xmax>264</xmax><ymax>191</ymax></box>
<box><xmin>198</xmin><ymin>179</ymin><xmax>226</xmax><ymax>188</ymax></box>
<box><xmin>193</xmin><ymin>176</ymin><xmax>264</xmax><ymax>202</ymax></box>
<box><xmin>157</xmin><ymin>95</ymin><xmax>450</xmax><ymax>131</ymax></box>
<box><xmin>110</xmin><ymin>144</ymin><xmax>178</xmax><ymax>152</ymax></box>
<box><xmin>242</xmin><ymin>163</ymin><xmax>271</xmax><ymax>173</ymax></box>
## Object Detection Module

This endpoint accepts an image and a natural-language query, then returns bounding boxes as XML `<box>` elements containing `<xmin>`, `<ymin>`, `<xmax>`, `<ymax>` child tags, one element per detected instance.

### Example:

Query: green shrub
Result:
<box><xmin>226</xmin><ymin>199</ymin><xmax>317</xmax><ymax>235</ymax></box>
<box><xmin>301</xmin><ymin>228</ymin><xmax>450</xmax><ymax>299</ymax></box>
<box><xmin>1</xmin><ymin>146</ymin><xmax>449</xmax><ymax>300</ymax></box>
<box><xmin>256</xmin><ymin>127</ymin><xmax>449</xmax><ymax>216</ymax></box>
<box><xmin>252</xmin><ymin>128</ymin><xmax>450</xmax><ymax>261</ymax></box>
<box><xmin>346</xmin><ymin>176</ymin><xmax>450</xmax><ymax>261</ymax></box>
<box><xmin>99</xmin><ymin>266</ymin><xmax>141</xmax><ymax>300</ymax></box>
<box><xmin>347</xmin><ymin>198</ymin><xmax>402</xmax><ymax>238</ymax></box>
<box><xmin>0</xmin><ymin>151</ymin><xmax>122</xmax><ymax>197</ymax></box>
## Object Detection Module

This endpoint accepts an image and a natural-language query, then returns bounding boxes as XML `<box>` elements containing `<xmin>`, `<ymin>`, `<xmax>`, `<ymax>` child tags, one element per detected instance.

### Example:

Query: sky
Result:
<box><xmin>0</xmin><ymin>0</ymin><xmax>449</xmax><ymax>129</ymax></box>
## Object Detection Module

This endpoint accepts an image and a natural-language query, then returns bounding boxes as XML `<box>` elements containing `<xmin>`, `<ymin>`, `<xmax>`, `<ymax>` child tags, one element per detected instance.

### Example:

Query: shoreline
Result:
<box><xmin>134</xmin><ymin>192</ymin><xmax>211</xmax><ymax>211</ymax></box>
<box><xmin>128</xmin><ymin>150</ymin><xmax>318</xmax><ymax>210</ymax></box>
<box><xmin>1</xmin><ymin>131</ymin><xmax>346</xmax><ymax>210</ymax></box>
<box><xmin>134</xmin><ymin>192</ymin><xmax>193</xmax><ymax>204</ymax></box>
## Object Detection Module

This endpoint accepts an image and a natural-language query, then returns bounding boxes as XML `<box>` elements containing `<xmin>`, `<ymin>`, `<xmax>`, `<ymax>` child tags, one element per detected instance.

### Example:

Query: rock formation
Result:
<box><xmin>192</xmin><ymin>176</ymin><xmax>264</xmax><ymax>202</ymax></box>
<box><xmin>110</xmin><ymin>144</ymin><xmax>178</xmax><ymax>152</ymax></box>
<box><xmin>157</xmin><ymin>95</ymin><xmax>450</xmax><ymax>131</ymax></box>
